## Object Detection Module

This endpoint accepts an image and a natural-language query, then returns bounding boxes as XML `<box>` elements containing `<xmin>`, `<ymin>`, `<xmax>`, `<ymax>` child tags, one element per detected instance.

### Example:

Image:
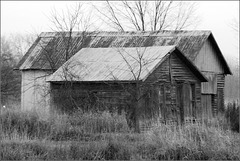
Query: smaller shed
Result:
<box><xmin>47</xmin><ymin>46</ymin><xmax>207</xmax><ymax>128</ymax></box>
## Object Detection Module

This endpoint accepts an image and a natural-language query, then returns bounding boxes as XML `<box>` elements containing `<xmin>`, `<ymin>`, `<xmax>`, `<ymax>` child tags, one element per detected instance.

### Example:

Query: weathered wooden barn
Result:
<box><xmin>16</xmin><ymin>30</ymin><xmax>231</xmax><ymax>122</ymax></box>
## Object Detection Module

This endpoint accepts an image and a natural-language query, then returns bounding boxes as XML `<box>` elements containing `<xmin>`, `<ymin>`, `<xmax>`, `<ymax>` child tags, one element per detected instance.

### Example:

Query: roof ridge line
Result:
<box><xmin>39</xmin><ymin>30</ymin><xmax>212</xmax><ymax>37</ymax></box>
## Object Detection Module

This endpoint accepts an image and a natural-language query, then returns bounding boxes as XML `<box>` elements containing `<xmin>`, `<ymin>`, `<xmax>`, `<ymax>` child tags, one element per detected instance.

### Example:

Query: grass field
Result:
<box><xmin>0</xmin><ymin>106</ymin><xmax>239</xmax><ymax>160</ymax></box>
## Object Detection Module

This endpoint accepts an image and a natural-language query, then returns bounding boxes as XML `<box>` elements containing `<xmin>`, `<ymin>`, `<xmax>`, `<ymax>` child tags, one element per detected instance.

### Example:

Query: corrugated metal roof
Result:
<box><xmin>16</xmin><ymin>30</ymin><xmax>212</xmax><ymax>71</ymax></box>
<box><xmin>47</xmin><ymin>46</ymin><xmax>175</xmax><ymax>82</ymax></box>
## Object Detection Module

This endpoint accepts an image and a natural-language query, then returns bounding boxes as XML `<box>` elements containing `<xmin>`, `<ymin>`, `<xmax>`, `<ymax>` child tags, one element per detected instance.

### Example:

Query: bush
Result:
<box><xmin>225</xmin><ymin>101</ymin><xmax>239</xmax><ymax>132</ymax></box>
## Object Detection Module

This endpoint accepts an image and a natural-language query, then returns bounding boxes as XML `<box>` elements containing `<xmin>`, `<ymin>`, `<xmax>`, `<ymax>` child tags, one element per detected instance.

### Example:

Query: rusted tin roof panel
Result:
<box><xmin>17</xmin><ymin>30</ymin><xmax>212</xmax><ymax>70</ymax></box>
<box><xmin>47</xmin><ymin>46</ymin><xmax>175</xmax><ymax>82</ymax></box>
<box><xmin>19</xmin><ymin>37</ymin><xmax>53</xmax><ymax>70</ymax></box>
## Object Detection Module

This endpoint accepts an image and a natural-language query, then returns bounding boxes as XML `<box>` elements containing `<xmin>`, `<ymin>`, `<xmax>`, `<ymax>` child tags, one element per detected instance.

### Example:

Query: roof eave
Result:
<box><xmin>142</xmin><ymin>46</ymin><xmax>208</xmax><ymax>83</ymax></box>
<box><xmin>47</xmin><ymin>80</ymin><xmax>141</xmax><ymax>84</ymax></box>
<box><xmin>15</xmin><ymin>36</ymin><xmax>41</xmax><ymax>70</ymax></box>
<box><xmin>142</xmin><ymin>46</ymin><xmax>176</xmax><ymax>82</ymax></box>
<box><xmin>174</xmin><ymin>47</ymin><xmax>208</xmax><ymax>82</ymax></box>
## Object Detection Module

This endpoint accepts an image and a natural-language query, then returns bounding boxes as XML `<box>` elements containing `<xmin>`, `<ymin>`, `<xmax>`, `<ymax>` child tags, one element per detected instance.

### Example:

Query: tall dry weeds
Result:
<box><xmin>1</xmin><ymin>108</ymin><xmax>240</xmax><ymax>160</ymax></box>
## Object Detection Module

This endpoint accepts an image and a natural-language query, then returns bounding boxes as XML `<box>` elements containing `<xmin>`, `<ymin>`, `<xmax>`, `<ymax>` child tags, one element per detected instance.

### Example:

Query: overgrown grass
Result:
<box><xmin>143</xmin><ymin>123</ymin><xmax>240</xmax><ymax>160</ymax></box>
<box><xmin>1</xmin><ymin>107</ymin><xmax>240</xmax><ymax>160</ymax></box>
<box><xmin>0</xmin><ymin>108</ymin><xmax>130</xmax><ymax>141</ymax></box>
<box><xmin>0</xmin><ymin>109</ymin><xmax>51</xmax><ymax>139</ymax></box>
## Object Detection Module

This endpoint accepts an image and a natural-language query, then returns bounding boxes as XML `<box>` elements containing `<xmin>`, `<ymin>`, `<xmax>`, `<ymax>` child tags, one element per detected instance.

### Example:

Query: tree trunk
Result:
<box><xmin>134</xmin><ymin>83</ymin><xmax>141</xmax><ymax>133</ymax></box>
<box><xmin>125</xmin><ymin>105</ymin><xmax>139</xmax><ymax>133</ymax></box>
<box><xmin>125</xmin><ymin>84</ymin><xmax>140</xmax><ymax>133</ymax></box>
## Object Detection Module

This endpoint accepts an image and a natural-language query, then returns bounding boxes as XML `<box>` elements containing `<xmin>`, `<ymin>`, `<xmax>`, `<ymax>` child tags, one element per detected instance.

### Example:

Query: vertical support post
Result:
<box><xmin>162</xmin><ymin>84</ymin><xmax>166</xmax><ymax>123</ymax></box>
<box><xmin>168</xmin><ymin>54</ymin><xmax>173</xmax><ymax>123</ymax></box>
<box><xmin>168</xmin><ymin>54</ymin><xmax>173</xmax><ymax>84</ymax></box>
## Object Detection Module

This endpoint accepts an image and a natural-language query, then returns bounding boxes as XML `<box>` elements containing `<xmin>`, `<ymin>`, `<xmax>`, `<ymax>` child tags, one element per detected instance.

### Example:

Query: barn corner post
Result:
<box><xmin>168</xmin><ymin>52</ymin><xmax>175</xmax><ymax>124</ymax></box>
<box><xmin>0</xmin><ymin>48</ymin><xmax>2</xmax><ymax>114</ymax></box>
<box><xmin>0</xmin><ymin>56</ymin><xmax>1</xmax><ymax>114</ymax></box>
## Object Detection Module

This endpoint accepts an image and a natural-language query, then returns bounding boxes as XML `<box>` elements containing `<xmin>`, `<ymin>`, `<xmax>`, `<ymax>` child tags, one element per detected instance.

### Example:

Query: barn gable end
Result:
<box><xmin>193</xmin><ymin>35</ymin><xmax>230</xmax><ymax>116</ymax></box>
<box><xmin>194</xmin><ymin>38</ymin><xmax>224</xmax><ymax>73</ymax></box>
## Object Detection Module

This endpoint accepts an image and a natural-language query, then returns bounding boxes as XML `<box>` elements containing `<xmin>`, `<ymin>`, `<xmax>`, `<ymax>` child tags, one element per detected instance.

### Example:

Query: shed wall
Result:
<box><xmin>50</xmin><ymin>82</ymin><xmax>133</xmax><ymax>114</ymax></box>
<box><xmin>21</xmin><ymin>70</ymin><xmax>51</xmax><ymax>114</ymax></box>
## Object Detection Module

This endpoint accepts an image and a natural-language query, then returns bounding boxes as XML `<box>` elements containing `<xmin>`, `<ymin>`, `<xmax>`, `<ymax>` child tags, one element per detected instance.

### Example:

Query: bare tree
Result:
<box><xmin>93</xmin><ymin>1</ymin><xmax>200</xmax><ymax>31</ymax></box>
<box><xmin>105</xmin><ymin>46</ymin><xmax>171</xmax><ymax>132</ymax></box>
<box><xmin>112</xmin><ymin>47</ymin><xmax>148</xmax><ymax>132</ymax></box>
<box><xmin>47</xmin><ymin>2</ymin><xmax>95</xmax><ymax>61</ymax></box>
<box><xmin>21</xmin><ymin>2</ymin><xmax>96</xmax><ymax>114</ymax></box>
<box><xmin>9</xmin><ymin>33</ymin><xmax>36</xmax><ymax>58</ymax></box>
<box><xmin>0</xmin><ymin>33</ymin><xmax>36</xmax><ymax>112</ymax></box>
<box><xmin>1</xmin><ymin>36</ymin><xmax>22</xmax><ymax>108</ymax></box>
<box><xmin>231</xmin><ymin>18</ymin><xmax>239</xmax><ymax>33</ymax></box>
<box><xmin>28</xmin><ymin>2</ymin><xmax>95</xmax><ymax>74</ymax></box>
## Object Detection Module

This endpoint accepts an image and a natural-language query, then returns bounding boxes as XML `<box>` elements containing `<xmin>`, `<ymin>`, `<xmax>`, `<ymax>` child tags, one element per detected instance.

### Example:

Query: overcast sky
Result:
<box><xmin>1</xmin><ymin>1</ymin><xmax>239</xmax><ymax>63</ymax></box>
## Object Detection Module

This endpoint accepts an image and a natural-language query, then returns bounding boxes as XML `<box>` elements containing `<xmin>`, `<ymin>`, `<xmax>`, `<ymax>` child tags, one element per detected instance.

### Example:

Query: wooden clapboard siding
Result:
<box><xmin>145</xmin><ymin>52</ymin><xmax>201</xmax><ymax>83</ymax></box>
<box><xmin>210</xmin><ymin>74</ymin><xmax>225</xmax><ymax>116</ymax></box>
<box><xmin>212</xmin><ymin>93</ymin><xmax>217</xmax><ymax>116</ymax></box>
<box><xmin>215</xmin><ymin>74</ymin><xmax>225</xmax><ymax>115</ymax></box>
<box><xmin>171</xmin><ymin>52</ymin><xmax>201</xmax><ymax>82</ymax></box>
<box><xmin>51</xmin><ymin>82</ymin><xmax>133</xmax><ymax>113</ymax></box>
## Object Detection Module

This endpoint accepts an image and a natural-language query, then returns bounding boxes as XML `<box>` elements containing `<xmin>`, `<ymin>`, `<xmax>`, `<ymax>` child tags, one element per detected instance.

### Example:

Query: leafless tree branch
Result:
<box><xmin>94</xmin><ymin>1</ymin><xmax>199</xmax><ymax>31</ymax></box>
